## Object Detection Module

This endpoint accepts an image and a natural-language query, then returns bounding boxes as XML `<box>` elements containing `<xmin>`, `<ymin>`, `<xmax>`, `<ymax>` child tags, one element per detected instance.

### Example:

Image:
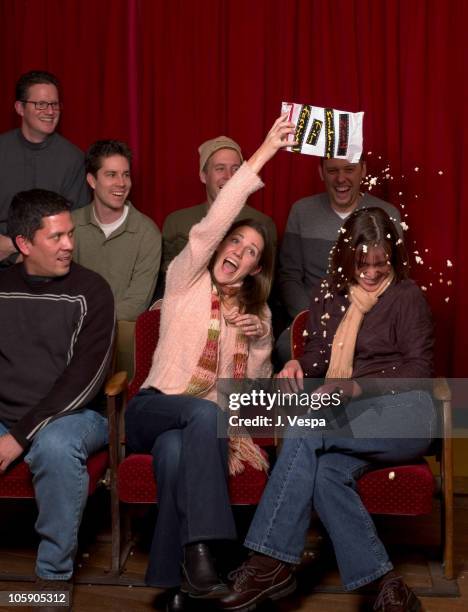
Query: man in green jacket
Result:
<box><xmin>73</xmin><ymin>140</ymin><xmax>161</xmax><ymax>373</ymax></box>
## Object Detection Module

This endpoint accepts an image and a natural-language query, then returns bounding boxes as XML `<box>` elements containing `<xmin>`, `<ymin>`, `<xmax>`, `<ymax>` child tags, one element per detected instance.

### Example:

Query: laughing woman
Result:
<box><xmin>125</xmin><ymin>115</ymin><xmax>295</xmax><ymax>611</ymax></box>
<box><xmin>220</xmin><ymin>207</ymin><xmax>435</xmax><ymax>612</ymax></box>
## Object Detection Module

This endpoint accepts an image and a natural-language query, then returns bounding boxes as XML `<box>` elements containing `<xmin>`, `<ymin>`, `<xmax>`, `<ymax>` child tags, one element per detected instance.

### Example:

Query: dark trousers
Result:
<box><xmin>125</xmin><ymin>389</ymin><xmax>237</xmax><ymax>587</ymax></box>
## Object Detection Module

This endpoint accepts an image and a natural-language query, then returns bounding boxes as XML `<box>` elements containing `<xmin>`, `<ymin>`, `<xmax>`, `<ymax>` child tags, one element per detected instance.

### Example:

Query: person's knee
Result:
<box><xmin>188</xmin><ymin>399</ymin><xmax>219</xmax><ymax>432</ymax></box>
<box><xmin>26</xmin><ymin>422</ymin><xmax>84</xmax><ymax>469</ymax></box>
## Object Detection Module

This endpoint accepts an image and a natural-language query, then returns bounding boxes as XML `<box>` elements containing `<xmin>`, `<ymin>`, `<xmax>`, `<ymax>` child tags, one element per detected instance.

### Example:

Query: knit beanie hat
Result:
<box><xmin>199</xmin><ymin>136</ymin><xmax>243</xmax><ymax>173</ymax></box>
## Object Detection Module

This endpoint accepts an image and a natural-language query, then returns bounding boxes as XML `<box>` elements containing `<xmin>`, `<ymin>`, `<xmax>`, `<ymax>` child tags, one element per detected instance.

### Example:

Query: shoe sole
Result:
<box><xmin>182</xmin><ymin>584</ymin><xmax>231</xmax><ymax>599</ymax></box>
<box><xmin>220</xmin><ymin>575</ymin><xmax>297</xmax><ymax>611</ymax></box>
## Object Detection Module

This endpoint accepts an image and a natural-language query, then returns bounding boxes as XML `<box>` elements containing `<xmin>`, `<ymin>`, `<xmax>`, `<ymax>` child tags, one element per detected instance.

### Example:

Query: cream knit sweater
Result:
<box><xmin>143</xmin><ymin>162</ymin><xmax>273</xmax><ymax>396</ymax></box>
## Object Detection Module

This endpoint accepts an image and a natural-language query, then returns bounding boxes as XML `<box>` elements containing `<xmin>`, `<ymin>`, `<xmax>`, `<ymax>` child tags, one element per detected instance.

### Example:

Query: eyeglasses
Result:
<box><xmin>21</xmin><ymin>100</ymin><xmax>62</xmax><ymax>111</ymax></box>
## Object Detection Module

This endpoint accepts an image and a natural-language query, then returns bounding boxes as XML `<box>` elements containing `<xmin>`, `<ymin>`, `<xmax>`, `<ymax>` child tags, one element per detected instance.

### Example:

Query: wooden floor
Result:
<box><xmin>0</xmin><ymin>493</ymin><xmax>467</xmax><ymax>611</ymax></box>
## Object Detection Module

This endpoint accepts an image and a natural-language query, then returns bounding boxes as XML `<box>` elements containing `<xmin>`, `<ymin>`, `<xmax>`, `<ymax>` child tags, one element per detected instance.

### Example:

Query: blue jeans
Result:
<box><xmin>0</xmin><ymin>409</ymin><xmax>108</xmax><ymax>580</ymax></box>
<box><xmin>245</xmin><ymin>390</ymin><xmax>437</xmax><ymax>591</ymax></box>
<box><xmin>125</xmin><ymin>389</ymin><xmax>237</xmax><ymax>588</ymax></box>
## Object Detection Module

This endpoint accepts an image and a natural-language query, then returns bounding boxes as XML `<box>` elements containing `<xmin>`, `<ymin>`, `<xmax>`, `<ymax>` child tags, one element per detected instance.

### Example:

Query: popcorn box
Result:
<box><xmin>282</xmin><ymin>101</ymin><xmax>364</xmax><ymax>163</ymax></box>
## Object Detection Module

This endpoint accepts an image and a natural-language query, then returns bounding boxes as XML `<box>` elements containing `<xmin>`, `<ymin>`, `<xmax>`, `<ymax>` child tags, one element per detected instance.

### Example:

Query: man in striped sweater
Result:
<box><xmin>0</xmin><ymin>189</ymin><xmax>114</xmax><ymax>601</ymax></box>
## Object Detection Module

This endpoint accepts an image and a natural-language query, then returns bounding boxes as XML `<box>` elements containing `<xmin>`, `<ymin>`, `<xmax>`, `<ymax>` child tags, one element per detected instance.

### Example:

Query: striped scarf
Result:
<box><xmin>184</xmin><ymin>289</ymin><xmax>268</xmax><ymax>476</ymax></box>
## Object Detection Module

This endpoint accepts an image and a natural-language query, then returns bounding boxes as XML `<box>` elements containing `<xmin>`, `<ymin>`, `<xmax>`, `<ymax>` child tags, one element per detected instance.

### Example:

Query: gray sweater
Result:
<box><xmin>0</xmin><ymin>128</ymin><xmax>88</xmax><ymax>234</ymax></box>
<box><xmin>278</xmin><ymin>192</ymin><xmax>402</xmax><ymax>319</ymax></box>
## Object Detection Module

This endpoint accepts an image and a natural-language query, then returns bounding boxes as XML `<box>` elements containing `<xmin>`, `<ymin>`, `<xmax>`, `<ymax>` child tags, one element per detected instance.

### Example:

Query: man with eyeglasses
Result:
<box><xmin>0</xmin><ymin>70</ymin><xmax>88</xmax><ymax>267</ymax></box>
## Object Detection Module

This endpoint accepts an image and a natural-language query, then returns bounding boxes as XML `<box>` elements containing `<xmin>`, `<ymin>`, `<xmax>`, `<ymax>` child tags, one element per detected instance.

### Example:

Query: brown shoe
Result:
<box><xmin>373</xmin><ymin>574</ymin><xmax>421</xmax><ymax>611</ymax></box>
<box><xmin>219</xmin><ymin>553</ymin><xmax>296</xmax><ymax>611</ymax></box>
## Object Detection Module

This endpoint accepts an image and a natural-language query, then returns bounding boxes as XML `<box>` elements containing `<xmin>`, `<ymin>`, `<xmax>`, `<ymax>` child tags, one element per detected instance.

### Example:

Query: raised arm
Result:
<box><xmin>166</xmin><ymin>115</ymin><xmax>296</xmax><ymax>294</ymax></box>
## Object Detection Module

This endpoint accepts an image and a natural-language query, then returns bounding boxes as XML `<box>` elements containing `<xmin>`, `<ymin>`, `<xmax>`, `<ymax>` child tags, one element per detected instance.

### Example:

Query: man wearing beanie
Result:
<box><xmin>160</xmin><ymin>136</ymin><xmax>277</xmax><ymax>277</ymax></box>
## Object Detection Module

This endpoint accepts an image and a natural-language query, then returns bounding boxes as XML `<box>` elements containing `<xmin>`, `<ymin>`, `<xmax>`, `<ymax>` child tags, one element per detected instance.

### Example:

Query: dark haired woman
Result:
<box><xmin>221</xmin><ymin>207</ymin><xmax>433</xmax><ymax>612</ymax></box>
<box><xmin>125</xmin><ymin>115</ymin><xmax>295</xmax><ymax>611</ymax></box>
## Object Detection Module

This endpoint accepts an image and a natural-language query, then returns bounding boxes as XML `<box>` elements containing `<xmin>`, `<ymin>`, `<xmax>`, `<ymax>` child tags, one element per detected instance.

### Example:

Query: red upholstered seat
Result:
<box><xmin>357</xmin><ymin>463</ymin><xmax>436</xmax><ymax>515</ymax></box>
<box><xmin>0</xmin><ymin>450</ymin><xmax>109</xmax><ymax>499</ymax></box>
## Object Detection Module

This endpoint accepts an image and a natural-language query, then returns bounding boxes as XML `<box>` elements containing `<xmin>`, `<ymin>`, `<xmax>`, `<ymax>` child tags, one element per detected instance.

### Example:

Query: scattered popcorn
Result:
<box><xmin>439</xmin><ymin>278</ymin><xmax>443</xmax><ymax>283</ymax></box>
<box><xmin>337</xmin><ymin>266</ymin><xmax>342</xmax><ymax>272</ymax></box>
<box><xmin>447</xmin><ymin>280</ymin><xmax>452</xmax><ymax>286</ymax></box>
<box><xmin>313</xmin><ymin>363</ymin><xmax>318</xmax><ymax>367</ymax></box>
<box><xmin>445</xmin><ymin>297</ymin><xmax>450</xmax><ymax>303</ymax></box>
<box><xmin>368</xmin><ymin>151</ymin><xmax>373</xmax><ymax>155</ymax></box>
<box><xmin>438</xmin><ymin>170</ymin><xmax>443</xmax><ymax>175</ymax></box>
<box><xmin>314</xmin><ymin>297</ymin><xmax>319</xmax><ymax>302</ymax></box>
<box><xmin>339</xmin><ymin>227</ymin><xmax>347</xmax><ymax>233</ymax></box>
<box><xmin>415</xmin><ymin>256</ymin><xmax>423</xmax><ymax>264</ymax></box>
<box><xmin>396</xmin><ymin>238</ymin><xmax>403</xmax><ymax>245</ymax></box>
<box><xmin>421</xmin><ymin>286</ymin><xmax>427</xmax><ymax>291</ymax></box>
<box><xmin>386</xmin><ymin>234</ymin><xmax>391</xmax><ymax>239</ymax></box>
<box><xmin>414</xmin><ymin>167</ymin><xmax>419</xmax><ymax>171</ymax></box>
<box><xmin>302</xmin><ymin>329</ymin><xmax>308</xmax><ymax>337</ymax></box>
<box><xmin>369</xmin><ymin>176</ymin><xmax>378</xmax><ymax>186</ymax></box>
<box><xmin>362</xmin><ymin>244</ymin><xmax>368</xmax><ymax>253</ymax></box>
<box><xmin>447</xmin><ymin>259</ymin><xmax>453</xmax><ymax>267</ymax></box>
<box><xmin>400</xmin><ymin>221</ymin><xmax>409</xmax><ymax>231</ymax></box>
<box><xmin>321</xmin><ymin>313</ymin><xmax>330</xmax><ymax>320</ymax></box>
<box><xmin>341</xmin><ymin>305</ymin><xmax>346</xmax><ymax>312</ymax></box>
<box><xmin>398</xmin><ymin>191</ymin><xmax>403</xmax><ymax>196</ymax></box>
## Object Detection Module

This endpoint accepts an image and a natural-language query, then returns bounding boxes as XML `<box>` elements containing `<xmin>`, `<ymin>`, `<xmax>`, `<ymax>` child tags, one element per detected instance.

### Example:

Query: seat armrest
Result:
<box><xmin>105</xmin><ymin>371</ymin><xmax>128</xmax><ymax>397</ymax></box>
<box><xmin>432</xmin><ymin>378</ymin><xmax>451</xmax><ymax>402</ymax></box>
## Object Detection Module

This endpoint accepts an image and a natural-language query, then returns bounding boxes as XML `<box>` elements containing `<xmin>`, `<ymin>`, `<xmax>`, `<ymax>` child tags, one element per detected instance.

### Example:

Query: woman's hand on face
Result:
<box><xmin>247</xmin><ymin>114</ymin><xmax>297</xmax><ymax>175</ymax></box>
<box><xmin>230</xmin><ymin>313</ymin><xmax>265</xmax><ymax>337</ymax></box>
<box><xmin>275</xmin><ymin>359</ymin><xmax>304</xmax><ymax>393</ymax></box>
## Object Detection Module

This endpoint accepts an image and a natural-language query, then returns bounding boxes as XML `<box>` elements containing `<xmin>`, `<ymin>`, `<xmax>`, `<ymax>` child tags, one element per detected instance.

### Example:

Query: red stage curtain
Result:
<box><xmin>0</xmin><ymin>0</ymin><xmax>466</xmax><ymax>375</ymax></box>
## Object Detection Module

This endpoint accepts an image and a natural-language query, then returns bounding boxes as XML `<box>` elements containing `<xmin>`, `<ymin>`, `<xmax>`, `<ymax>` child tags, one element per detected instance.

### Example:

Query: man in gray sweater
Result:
<box><xmin>276</xmin><ymin>156</ymin><xmax>401</xmax><ymax>363</ymax></box>
<box><xmin>0</xmin><ymin>70</ymin><xmax>88</xmax><ymax>266</ymax></box>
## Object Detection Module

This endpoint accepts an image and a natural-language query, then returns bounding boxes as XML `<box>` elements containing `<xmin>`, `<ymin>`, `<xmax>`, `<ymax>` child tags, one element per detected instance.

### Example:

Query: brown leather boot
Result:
<box><xmin>219</xmin><ymin>553</ymin><xmax>296</xmax><ymax>610</ymax></box>
<box><xmin>373</xmin><ymin>573</ymin><xmax>422</xmax><ymax>611</ymax></box>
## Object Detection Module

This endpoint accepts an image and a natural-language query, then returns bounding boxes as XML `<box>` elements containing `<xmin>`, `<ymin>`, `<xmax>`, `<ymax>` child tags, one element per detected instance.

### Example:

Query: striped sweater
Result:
<box><xmin>0</xmin><ymin>263</ymin><xmax>115</xmax><ymax>447</ymax></box>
